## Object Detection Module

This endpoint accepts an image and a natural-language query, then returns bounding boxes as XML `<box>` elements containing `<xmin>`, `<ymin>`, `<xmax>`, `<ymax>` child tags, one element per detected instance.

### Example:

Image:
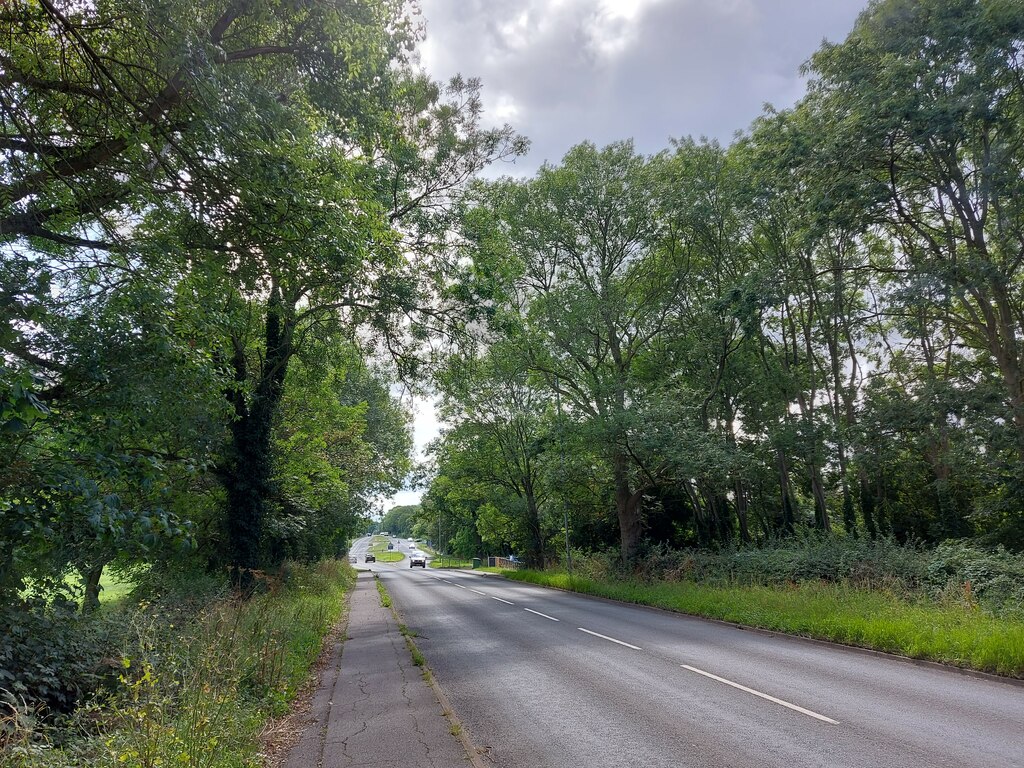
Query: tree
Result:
<box><xmin>380</xmin><ymin>504</ymin><xmax>419</xmax><ymax>539</ymax></box>
<box><xmin>2</xmin><ymin>0</ymin><xmax>526</xmax><ymax>588</ymax></box>
<box><xmin>472</xmin><ymin>141</ymin><xmax>687</xmax><ymax>561</ymax></box>
<box><xmin>805</xmin><ymin>0</ymin><xmax>1024</xmax><ymax>479</ymax></box>
<box><xmin>433</xmin><ymin>343</ymin><xmax>551</xmax><ymax>565</ymax></box>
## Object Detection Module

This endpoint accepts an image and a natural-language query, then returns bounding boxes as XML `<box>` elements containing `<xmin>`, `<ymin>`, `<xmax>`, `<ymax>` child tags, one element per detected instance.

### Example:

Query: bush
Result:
<box><xmin>0</xmin><ymin>596</ymin><xmax>106</xmax><ymax>715</ymax></box>
<box><xmin>571</xmin><ymin>535</ymin><xmax>1024</xmax><ymax>616</ymax></box>
<box><xmin>926</xmin><ymin>541</ymin><xmax>1024</xmax><ymax>612</ymax></box>
<box><xmin>626</xmin><ymin>535</ymin><xmax>929</xmax><ymax>588</ymax></box>
<box><xmin>6</xmin><ymin>559</ymin><xmax>354</xmax><ymax>768</ymax></box>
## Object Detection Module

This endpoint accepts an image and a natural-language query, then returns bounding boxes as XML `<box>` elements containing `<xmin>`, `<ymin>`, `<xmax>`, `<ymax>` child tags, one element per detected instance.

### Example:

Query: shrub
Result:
<box><xmin>572</xmin><ymin>535</ymin><xmax>1024</xmax><ymax>616</ymax></box>
<box><xmin>926</xmin><ymin>541</ymin><xmax>1024</xmax><ymax>613</ymax></box>
<box><xmin>0</xmin><ymin>596</ymin><xmax>105</xmax><ymax>714</ymax></box>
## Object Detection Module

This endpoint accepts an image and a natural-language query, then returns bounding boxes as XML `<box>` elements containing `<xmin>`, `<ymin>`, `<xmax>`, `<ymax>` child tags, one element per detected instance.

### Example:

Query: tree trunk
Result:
<box><xmin>734</xmin><ymin>475</ymin><xmax>751</xmax><ymax>544</ymax></box>
<box><xmin>523</xmin><ymin>482</ymin><xmax>544</xmax><ymax>568</ymax></box>
<box><xmin>810</xmin><ymin>464</ymin><xmax>831</xmax><ymax>532</ymax></box>
<box><xmin>80</xmin><ymin>560</ymin><xmax>106</xmax><ymax>613</ymax></box>
<box><xmin>682</xmin><ymin>479</ymin><xmax>709</xmax><ymax>547</ymax></box>
<box><xmin>858</xmin><ymin>470</ymin><xmax>878</xmax><ymax>539</ymax></box>
<box><xmin>777</xmin><ymin>448</ymin><xmax>796</xmax><ymax>535</ymax></box>
<box><xmin>613</xmin><ymin>451</ymin><xmax>643</xmax><ymax>562</ymax></box>
<box><xmin>223</xmin><ymin>285</ymin><xmax>293</xmax><ymax>591</ymax></box>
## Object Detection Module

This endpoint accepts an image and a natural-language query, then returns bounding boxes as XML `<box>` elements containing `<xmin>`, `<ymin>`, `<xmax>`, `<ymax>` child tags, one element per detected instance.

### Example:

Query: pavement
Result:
<box><xmin>281</xmin><ymin>570</ymin><xmax>472</xmax><ymax>768</ymax></box>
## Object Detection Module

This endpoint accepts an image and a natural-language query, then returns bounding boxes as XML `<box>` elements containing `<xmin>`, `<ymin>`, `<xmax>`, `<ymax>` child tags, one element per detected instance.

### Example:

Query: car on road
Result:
<box><xmin>365</xmin><ymin>553</ymin><xmax>376</xmax><ymax>563</ymax></box>
<box><xmin>410</xmin><ymin>555</ymin><xmax>426</xmax><ymax>568</ymax></box>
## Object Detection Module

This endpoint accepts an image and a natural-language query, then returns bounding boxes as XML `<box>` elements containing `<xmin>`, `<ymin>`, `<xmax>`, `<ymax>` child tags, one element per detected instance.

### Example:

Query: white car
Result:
<box><xmin>410</xmin><ymin>554</ymin><xmax>427</xmax><ymax>568</ymax></box>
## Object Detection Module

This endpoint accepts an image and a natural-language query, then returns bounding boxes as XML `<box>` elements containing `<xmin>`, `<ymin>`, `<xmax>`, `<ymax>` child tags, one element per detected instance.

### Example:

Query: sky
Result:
<box><xmin>380</xmin><ymin>0</ymin><xmax>869</xmax><ymax>513</ymax></box>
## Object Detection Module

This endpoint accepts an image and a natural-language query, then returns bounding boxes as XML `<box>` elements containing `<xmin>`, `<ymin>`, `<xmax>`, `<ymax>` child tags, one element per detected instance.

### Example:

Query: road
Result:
<box><xmin>353</xmin><ymin>537</ymin><xmax>1024</xmax><ymax>768</ymax></box>
<box><xmin>349</xmin><ymin>533</ymin><xmax>426</xmax><ymax>565</ymax></box>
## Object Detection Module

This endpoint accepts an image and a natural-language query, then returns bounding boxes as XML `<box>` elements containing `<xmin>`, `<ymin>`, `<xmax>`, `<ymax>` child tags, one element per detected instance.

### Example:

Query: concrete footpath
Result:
<box><xmin>282</xmin><ymin>570</ymin><xmax>472</xmax><ymax>768</ymax></box>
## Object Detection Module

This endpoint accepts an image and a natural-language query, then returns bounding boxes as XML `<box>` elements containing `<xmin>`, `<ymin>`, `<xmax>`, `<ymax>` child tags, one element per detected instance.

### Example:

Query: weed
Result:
<box><xmin>408</xmin><ymin>645</ymin><xmax>426</xmax><ymax>667</ymax></box>
<box><xmin>7</xmin><ymin>560</ymin><xmax>355</xmax><ymax>768</ymax></box>
<box><xmin>375</xmin><ymin>578</ymin><xmax>391</xmax><ymax>608</ymax></box>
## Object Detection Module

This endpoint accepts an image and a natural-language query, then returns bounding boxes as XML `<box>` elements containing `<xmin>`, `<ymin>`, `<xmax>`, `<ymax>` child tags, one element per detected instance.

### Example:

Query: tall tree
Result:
<box><xmin>474</xmin><ymin>141</ymin><xmax>686</xmax><ymax>561</ymax></box>
<box><xmin>805</xmin><ymin>0</ymin><xmax>1024</xmax><ymax>479</ymax></box>
<box><xmin>1</xmin><ymin>0</ymin><xmax>526</xmax><ymax>586</ymax></box>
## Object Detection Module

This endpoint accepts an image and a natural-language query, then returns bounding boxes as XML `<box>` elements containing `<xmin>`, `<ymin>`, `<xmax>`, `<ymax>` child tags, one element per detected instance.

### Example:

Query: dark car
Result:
<box><xmin>365</xmin><ymin>553</ymin><xmax>376</xmax><ymax>563</ymax></box>
<box><xmin>410</xmin><ymin>555</ymin><xmax>426</xmax><ymax>568</ymax></box>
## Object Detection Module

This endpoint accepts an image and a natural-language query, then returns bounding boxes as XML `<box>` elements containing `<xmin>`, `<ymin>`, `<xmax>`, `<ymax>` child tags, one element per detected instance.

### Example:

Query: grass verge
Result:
<box><xmin>14</xmin><ymin>560</ymin><xmax>355</xmax><ymax>768</ymax></box>
<box><xmin>428</xmin><ymin>557</ymin><xmax>473</xmax><ymax>569</ymax></box>
<box><xmin>368</xmin><ymin>538</ymin><xmax>405</xmax><ymax>563</ymax></box>
<box><xmin>503</xmin><ymin>570</ymin><xmax>1024</xmax><ymax>678</ymax></box>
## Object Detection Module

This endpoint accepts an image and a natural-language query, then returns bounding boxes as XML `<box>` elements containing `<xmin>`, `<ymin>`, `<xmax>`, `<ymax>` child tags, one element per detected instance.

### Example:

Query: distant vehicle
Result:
<box><xmin>365</xmin><ymin>553</ymin><xmax>376</xmax><ymax>563</ymax></box>
<box><xmin>410</xmin><ymin>555</ymin><xmax>426</xmax><ymax>568</ymax></box>
<box><xmin>381</xmin><ymin>531</ymin><xmax>389</xmax><ymax>536</ymax></box>
<box><xmin>387</xmin><ymin>542</ymin><xmax>394</xmax><ymax>550</ymax></box>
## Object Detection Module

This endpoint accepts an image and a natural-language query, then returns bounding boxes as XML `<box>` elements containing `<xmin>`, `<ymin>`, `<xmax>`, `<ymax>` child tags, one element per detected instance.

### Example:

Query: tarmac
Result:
<box><xmin>281</xmin><ymin>570</ymin><xmax>473</xmax><ymax>768</ymax></box>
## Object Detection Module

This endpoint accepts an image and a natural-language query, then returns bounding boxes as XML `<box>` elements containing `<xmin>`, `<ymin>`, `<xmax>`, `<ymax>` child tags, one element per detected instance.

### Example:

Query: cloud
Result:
<box><xmin>418</xmin><ymin>0</ymin><xmax>866</xmax><ymax>171</ymax></box>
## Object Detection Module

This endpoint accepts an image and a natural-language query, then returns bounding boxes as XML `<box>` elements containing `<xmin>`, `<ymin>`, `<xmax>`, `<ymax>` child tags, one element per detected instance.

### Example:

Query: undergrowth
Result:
<box><xmin>3</xmin><ymin>559</ymin><xmax>354</xmax><ymax>768</ymax></box>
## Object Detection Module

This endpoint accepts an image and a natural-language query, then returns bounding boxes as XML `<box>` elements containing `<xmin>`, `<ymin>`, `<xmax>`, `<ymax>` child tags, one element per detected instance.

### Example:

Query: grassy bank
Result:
<box><xmin>7</xmin><ymin>560</ymin><xmax>355</xmax><ymax>768</ymax></box>
<box><xmin>504</xmin><ymin>570</ymin><xmax>1024</xmax><ymax>678</ymax></box>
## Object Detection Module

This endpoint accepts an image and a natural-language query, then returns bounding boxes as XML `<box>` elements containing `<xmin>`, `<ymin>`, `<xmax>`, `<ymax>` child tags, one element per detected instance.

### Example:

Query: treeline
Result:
<box><xmin>0</xmin><ymin>0</ymin><xmax>524</xmax><ymax>712</ymax></box>
<box><xmin>423</xmin><ymin>0</ymin><xmax>1024</xmax><ymax>566</ymax></box>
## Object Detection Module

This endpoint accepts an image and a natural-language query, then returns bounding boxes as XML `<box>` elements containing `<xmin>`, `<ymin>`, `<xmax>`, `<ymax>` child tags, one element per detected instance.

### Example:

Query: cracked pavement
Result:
<box><xmin>282</xmin><ymin>571</ymin><xmax>471</xmax><ymax>768</ymax></box>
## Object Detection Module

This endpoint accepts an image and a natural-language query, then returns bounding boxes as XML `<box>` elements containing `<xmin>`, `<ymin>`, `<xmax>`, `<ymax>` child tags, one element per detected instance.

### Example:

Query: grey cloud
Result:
<box><xmin>419</xmin><ymin>0</ymin><xmax>867</xmax><ymax>172</ymax></box>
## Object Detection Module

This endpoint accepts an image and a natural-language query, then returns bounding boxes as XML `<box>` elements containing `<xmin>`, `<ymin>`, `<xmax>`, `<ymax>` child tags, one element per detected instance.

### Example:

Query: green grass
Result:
<box><xmin>376</xmin><ymin>577</ymin><xmax>392</xmax><ymax>608</ymax></box>
<box><xmin>95</xmin><ymin>572</ymin><xmax>135</xmax><ymax>604</ymax></box>
<box><xmin>428</xmin><ymin>557</ymin><xmax>473</xmax><ymax>569</ymax></box>
<box><xmin>368</xmin><ymin>538</ymin><xmax>405</xmax><ymax>563</ymax></box>
<box><xmin>503</xmin><ymin>570</ymin><xmax>1024</xmax><ymax>678</ymax></box>
<box><xmin>24</xmin><ymin>570</ymin><xmax>137</xmax><ymax>607</ymax></box>
<box><xmin>21</xmin><ymin>560</ymin><xmax>356</xmax><ymax>768</ymax></box>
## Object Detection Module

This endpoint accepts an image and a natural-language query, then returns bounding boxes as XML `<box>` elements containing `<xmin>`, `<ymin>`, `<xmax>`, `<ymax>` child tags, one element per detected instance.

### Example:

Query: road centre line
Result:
<box><xmin>578</xmin><ymin>628</ymin><xmax>642</xmax><ymax>650</ymax></box>
<box><xmin>680</xmin><ymin>665</ymin><xmax>839</xmax><ymax>725</ymax></box>
<box><xmin>524</xmin><ymin>608</ymin><xmax>559</xmax><ymax>621</ymax></box>
<box><xmin>469</xmin><ymin>588</ymin><xmax>488</xmax><ymax>596</ymax></box>
<box><xmin>490</xmin><ymin>596</ymin><xmax>515</xmax><ymax>605</ymax></box>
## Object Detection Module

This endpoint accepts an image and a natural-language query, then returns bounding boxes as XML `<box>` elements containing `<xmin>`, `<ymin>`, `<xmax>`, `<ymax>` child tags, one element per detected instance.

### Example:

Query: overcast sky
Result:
<box><xmin>382</xmin><ymin>0</ymin><xmax>869</xmax><ymax>512</ymax></box>
<box><xmin>418</xmin><ymin>0</ymin><xmax>868</xmax><ymax>173</ymax></box>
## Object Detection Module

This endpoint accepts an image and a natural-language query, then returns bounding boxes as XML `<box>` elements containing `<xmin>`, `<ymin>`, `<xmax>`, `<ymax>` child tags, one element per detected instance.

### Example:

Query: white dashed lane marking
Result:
<box><xmin>524</xmin><ymin>608</ymin><xmax>559</xmax><ymax>621</ymax></box>
<box><xmin>578</xmin><ymin>628</ymin><xmax>642</xmax><ymax>650</ymax></box>
<box><xmin>681</xmin><ymin>665</ymin><xmax>839</xmax><ymax>724</ymax></box>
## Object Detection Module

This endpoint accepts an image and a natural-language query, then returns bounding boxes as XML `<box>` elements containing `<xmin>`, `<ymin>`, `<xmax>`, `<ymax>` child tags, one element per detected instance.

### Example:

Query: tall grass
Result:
<box><xmin>7</xmin><ymin>560</ymin><xmax>354</xmax><ymax>768</ymax></box>
<box><xmin>505</xmin><ymin>570</ymin><xmax>1024</xmax><ymax>678</ymax></box>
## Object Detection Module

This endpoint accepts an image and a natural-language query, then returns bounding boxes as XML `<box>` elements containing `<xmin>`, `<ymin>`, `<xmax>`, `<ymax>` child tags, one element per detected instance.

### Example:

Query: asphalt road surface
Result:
<box><xmin>358</xmin><ymin>542</ymin><xmax>1024</xmax><ymax>768</ymax></box>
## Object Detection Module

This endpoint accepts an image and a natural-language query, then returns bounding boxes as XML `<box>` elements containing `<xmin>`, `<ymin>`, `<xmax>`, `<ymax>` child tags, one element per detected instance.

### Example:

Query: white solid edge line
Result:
<box><xmin>490</xmin><ymin>596</ymin><xmax>515</xmax><ymax>605</ymax></box>
<box><xmin>524</xmin><ymin>608</ymin><xmax>559</xmax><ymax>621</ymax></box>
<box><xmin>680</xmin><ymin>665</ymin><xmax>839</xmax><ymax>725</ymax></box>
<box><xmin>578</xmin><ymin>627</ymin><xmax>642</xmax><ymax>650</ymax></box>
